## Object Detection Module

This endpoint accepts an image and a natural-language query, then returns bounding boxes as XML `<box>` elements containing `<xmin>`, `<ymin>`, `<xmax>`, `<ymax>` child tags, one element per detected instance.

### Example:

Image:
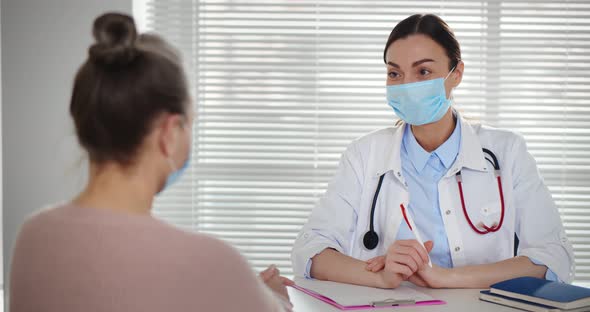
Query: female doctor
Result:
<box><xmin>291</xmin><ymin>14</ymin><xmax>574</xmax><ymax>289</ymax></box>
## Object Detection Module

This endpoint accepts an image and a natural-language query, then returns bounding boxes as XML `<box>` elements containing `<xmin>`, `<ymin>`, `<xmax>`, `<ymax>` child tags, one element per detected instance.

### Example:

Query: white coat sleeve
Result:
<box><xmin>512</xmin><ymin>134</ymin><xmax>575</xmax><ymax>283</ymax></box>
<box><xmin>290</xmin><ymin>142</ymin><xmax>364</xmax><ymax>278</ymax></box>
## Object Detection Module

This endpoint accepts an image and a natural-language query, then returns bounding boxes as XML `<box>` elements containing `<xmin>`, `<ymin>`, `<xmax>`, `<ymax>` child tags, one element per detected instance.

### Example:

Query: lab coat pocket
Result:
<box><xmin>478</xmin><ymin>201</ymin><xmax>502</xmax><ymax>228</ymax></box>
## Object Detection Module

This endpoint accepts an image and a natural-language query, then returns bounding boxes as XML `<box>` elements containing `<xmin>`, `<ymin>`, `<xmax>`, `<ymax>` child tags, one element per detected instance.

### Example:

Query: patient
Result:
<box><xmin>10</xmin><ymin>12</ymin><xmax>292</xmax><ymax>312</ymax></box>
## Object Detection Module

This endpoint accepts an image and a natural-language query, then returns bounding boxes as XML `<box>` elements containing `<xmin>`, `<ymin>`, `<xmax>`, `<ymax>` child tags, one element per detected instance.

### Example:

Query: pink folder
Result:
<box><xmin>291</xmin><ymin>284</ymin><xmax>446</xmax><ymax>310</ymax></box>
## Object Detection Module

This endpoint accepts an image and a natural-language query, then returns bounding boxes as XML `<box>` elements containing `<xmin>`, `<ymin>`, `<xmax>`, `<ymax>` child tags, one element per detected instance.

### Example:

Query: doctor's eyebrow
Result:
<box><xmin>387</xmin><ymin>58</ymin><xmax>435</xmax><ymax>68</ymax></box>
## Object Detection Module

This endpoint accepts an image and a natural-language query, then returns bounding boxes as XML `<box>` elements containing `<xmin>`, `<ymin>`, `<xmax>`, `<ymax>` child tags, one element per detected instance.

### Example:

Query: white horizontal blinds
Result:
<box><xmin>145</xmin><ymin>0</ymin><xmax>322</xmax><ymax>275</ymax></box>
<box><xmin>143</xmin><ymin>0</ymin><xmax>488</xmax><ymax>277</ymax></box>
<box><xmin>145</xmin><ymin>1</ymin><xmax>198</xmax><ymax>233</ymax></box>
<box><xmin>489</xmin><ymin>1</ymin><xmax>590</xmax><ymax>283</ymax></box>
<box><xmin>142</xmin><ymin>0</ymin><xmax>590</xmax><ymax>283</ymax></box>
<box><xmin>315</xmin><ymin>2</ymin><xmax>490</xmax><ymax>165</ymax></box>
<box><xmin>189</xmin><ymin>1</ymin><xmax>318</xmax><ymax>275</ymax></box>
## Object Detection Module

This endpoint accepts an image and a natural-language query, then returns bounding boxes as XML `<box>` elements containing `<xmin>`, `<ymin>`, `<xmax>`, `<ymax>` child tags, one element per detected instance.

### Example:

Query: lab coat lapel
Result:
<box><xmin>446</xmin><ymin>113</ymin><xmax>489</xmax><ymax>177</ymax></box>
<box><xmin>372</xmin><ymin>123</ymin><xmax>408</xmax><ymax>252</ymax></box>
<box><xmin>374</xmin><ymin>122</ymin><xmax>406</xmax><ymax>184</ymax></box>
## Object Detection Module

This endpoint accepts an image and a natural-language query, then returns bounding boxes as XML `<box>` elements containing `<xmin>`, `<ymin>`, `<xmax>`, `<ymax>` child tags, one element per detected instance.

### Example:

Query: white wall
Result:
<box><xmin>1</xmin><ymin>0</ymin><xmax>132</xmax><ymax>307</ymax></box>
<box><xmin>0</xmin><ymin>0</ymin><xmax>3</xmax><ymax>292</ymax></box>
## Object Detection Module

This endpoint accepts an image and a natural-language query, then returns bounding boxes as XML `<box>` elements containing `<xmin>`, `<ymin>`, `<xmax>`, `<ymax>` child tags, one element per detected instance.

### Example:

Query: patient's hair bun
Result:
<box><xmin>88</xmin><ymin>12</ymin><xmax>138</xmax><ymax>66</ymax></box>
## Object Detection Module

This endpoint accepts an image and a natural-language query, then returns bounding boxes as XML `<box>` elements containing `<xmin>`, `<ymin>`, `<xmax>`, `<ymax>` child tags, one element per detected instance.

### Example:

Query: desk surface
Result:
<box><xmin>288</xmin><ymin>282</ymin><xmax>519</xmax><ymax>312</ymax></box>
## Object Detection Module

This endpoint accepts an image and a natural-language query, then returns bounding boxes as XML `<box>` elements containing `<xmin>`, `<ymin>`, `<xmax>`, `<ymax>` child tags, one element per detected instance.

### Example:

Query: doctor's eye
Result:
<box><xmin>419</xmin><ymin>68</ymin><xmax>432</xmax><ymax>76</ymax></box>
<box><xmin>388</xmin><ymin>71</ymin><xmax>401</xmax><ymax>79</ymax></box>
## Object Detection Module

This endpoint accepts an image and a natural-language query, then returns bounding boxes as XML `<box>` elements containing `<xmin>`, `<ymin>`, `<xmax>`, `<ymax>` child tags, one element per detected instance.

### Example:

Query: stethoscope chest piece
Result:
<box><xmin>363</xmin><ymin>230</ymin><xmax>379</xmax><ymax>250</ymax></box>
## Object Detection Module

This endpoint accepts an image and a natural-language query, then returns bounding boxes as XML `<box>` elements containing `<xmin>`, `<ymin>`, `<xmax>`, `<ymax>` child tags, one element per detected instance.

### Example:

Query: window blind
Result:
<box><xmin>140</xmin><ymin>0</ymin><xmax>590</xmax><ymax>284</ymax></box>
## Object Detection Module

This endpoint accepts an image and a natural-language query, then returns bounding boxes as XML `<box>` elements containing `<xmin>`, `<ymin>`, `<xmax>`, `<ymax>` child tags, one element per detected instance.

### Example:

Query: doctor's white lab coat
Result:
<box><xmin>291</xmin><ymin>114</ymin><xmax>575</xmax><ymax>283</ymax></box>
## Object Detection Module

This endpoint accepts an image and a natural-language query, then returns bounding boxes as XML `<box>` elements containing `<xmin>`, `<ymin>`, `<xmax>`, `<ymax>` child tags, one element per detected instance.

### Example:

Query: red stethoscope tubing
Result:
<box><xmin>363</xmin><ymin>149</ymin><xmax>504</xmax><ymax>250</ymax></box>
<box><xmin>457</xmin><ymin>173</ymin><xmax>505</xmax><ymax>234</ymax></box>
<box><xmin>400</xmin><ymin>174</ymin><xmax>505</xmax><ymax>234</ymax></box>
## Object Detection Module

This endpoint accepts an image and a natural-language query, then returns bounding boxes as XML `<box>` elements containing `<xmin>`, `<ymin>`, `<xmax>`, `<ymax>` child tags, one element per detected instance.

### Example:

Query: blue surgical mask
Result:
<box><xmin>386</xmin><ymin>68</ymin><xmax>455</xmax><ymax>125</ymax></box>
<box><xmin>162</xmin><ymin>152</ymin><xmax>190</xmax><ymax>192</ymax></box>
<box><xmin>160</xmin><ymin>119</ymin><xmax>191</xmax><ymax>193</ymax></box>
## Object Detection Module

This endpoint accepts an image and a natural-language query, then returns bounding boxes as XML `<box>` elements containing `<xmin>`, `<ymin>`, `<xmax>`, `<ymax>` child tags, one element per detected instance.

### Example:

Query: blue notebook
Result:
<box><xmin>490</xmin><ymin>277</ymin><xmax>590</xmax><ymax>310</ymax></box>
<box><xmin>480</xmin><ymin>290</ymin><xmax>561</xmax><ymax>312</ymax></box>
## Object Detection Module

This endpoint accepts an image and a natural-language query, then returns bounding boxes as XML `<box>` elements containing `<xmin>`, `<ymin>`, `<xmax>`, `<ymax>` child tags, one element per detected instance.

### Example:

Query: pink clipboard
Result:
<box><xmin>291</xmin><ymin>284</ymin><xmax>446</xmax><ymax>310</ymax></box>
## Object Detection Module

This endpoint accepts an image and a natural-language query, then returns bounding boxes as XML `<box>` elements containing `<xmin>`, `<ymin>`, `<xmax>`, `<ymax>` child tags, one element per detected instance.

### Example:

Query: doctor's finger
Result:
<box><xmin>370</xmin><ymin>263</ymin><xmax>385</xmax><ymax>272</ymax></box>
<box><xmin>366</xmin><ymin>255</ymin><xmax>385</xmax><ymax>264</ymax></box>
<box><xmin>366</xmin><ymin>255</ymin><xmax>383</xmax><ymax>264</ymax></box>
<box><xmin>386</xmin><ymin>261</ymin><xmax>414</xmax><ymax>279</ymax></box>
<box><xmin>368</xmin><ymin>257</ymin><xmax>386</xmax><ymax>272</ymax></box>
<box><xmin>390</xmin><ymin>245</ymin><xmax>426</xmax><ymax>268</ymax></box>
<box><xmin>424</xmin><ymin>241</ymin><xmax>434</xmax><ymax>253</ymax></box>
<box><xmin>398</xmin><ymin>240</ymin><xmax>430</xmax><ymax>263</ymax></box>
<box><xmin>389</xmin><ymin>254</ymin><xmax>419</xmax><ymax>273</ymax></box>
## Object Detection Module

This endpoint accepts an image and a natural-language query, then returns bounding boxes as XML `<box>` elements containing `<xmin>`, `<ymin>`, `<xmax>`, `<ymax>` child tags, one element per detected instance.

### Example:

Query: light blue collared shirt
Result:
<box><xmin>396</xmin><ymin>122</ymin><xmax>461</xmax><ymax>268</ymax></box>
<box><xmin>397</xmin><ymin>121</ymin><xmax>559</xmax><ymax>281</ymax></box>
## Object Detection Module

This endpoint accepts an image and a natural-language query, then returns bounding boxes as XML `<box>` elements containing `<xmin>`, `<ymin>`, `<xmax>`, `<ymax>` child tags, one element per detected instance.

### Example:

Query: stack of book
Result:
<box><xmin>479</xmin><ymin>277</ymin><xmax>590</xmax><ymax>312</ymax></box>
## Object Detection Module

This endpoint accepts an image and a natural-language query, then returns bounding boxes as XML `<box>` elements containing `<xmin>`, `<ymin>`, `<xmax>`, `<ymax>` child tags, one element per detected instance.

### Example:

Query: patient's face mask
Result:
<box><xmin>386</xmin><ymin>67</ymin><xmax>455</xmax><ymax>125</ymax></box>
<box><xmin>159</xmin><ymin>118</ymin><xmax>191</xmax><ymax>194</ymax></box>
<box><xmin>163</xmin><ymin>151</ymin><xmax>190</xmax><ymax>191</ymax></box>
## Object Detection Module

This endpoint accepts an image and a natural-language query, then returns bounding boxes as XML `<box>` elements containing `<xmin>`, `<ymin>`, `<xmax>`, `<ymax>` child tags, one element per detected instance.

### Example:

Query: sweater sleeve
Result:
<box><xmin>188</xmin><ymin>235</ymin><xmax>290</xmax><ymax>312</ymax></box>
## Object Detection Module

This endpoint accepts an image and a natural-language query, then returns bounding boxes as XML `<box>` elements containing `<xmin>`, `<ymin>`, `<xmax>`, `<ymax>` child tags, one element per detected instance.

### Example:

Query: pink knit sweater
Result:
<box><xmin>10</xmin><ymin>204</ymin><xmax>284</xmax><ymax>311</ymax></box>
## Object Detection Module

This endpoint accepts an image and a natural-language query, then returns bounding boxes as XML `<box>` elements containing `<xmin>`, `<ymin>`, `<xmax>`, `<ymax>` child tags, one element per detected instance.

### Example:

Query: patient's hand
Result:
<box><xmin>259</xmin><ymin>265</ymin><xmax>294</xmax><ymax>302</ymax></box>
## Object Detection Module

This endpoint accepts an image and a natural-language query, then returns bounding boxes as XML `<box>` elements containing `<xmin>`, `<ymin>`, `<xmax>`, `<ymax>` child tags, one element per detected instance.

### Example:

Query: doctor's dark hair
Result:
<box><xmin>383</xmin><ymin>14</ymin><xmax>461</xmax><ymax>70</ymax></box>
<box><xmin>70</xmin><ymin>12</ymin><xmax>189</xmax><ymax>165</ymax></box>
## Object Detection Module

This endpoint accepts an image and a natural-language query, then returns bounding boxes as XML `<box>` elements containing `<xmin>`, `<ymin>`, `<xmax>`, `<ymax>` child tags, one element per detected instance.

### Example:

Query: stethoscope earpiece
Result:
<box><xmin>363</xmin><ymin>230</ymin><xmax>379</xmax><ymax>250</ymax></box>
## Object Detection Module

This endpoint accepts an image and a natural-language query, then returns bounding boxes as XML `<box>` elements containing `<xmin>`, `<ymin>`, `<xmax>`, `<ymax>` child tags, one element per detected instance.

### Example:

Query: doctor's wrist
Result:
<box><xmin>375</xmin><ymin>270</ymin><xmax>403</xmax><ymax>289</ymax></box>
<box><xmin>421</xmin><ymin>266</ymin><xmax>455</xmax><ymax>289</ymax></box>
<box><xmin>434</xmin><ymin>267</ymin><xmax>458</xmax><ymax>288</ymax></box>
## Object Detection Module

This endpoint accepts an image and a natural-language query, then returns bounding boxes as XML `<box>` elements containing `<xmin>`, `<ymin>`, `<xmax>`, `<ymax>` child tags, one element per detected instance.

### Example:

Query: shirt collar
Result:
<box><xmin>402</xmin><ymin>124</ymin><xmax>429</xmax><ymax>173</ymax></box>
<box><xmin>402</xmin><ymin>117</ymin><xmax>461</xmax><ymax>174</ymax></box>
<box><xmin>435</xmin><ymin>119</ymin><xmax>462</xmax><ymax>169</ymax></box>
<box><xmin>374</xmin><ymin>109</ymin><xmax>488</xmax><ymax>181</ymax></box>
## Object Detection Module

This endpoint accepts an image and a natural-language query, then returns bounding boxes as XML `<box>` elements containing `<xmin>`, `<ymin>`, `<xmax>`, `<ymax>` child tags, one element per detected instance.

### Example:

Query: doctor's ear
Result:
<box><xmin>450</xmin><ymin>60</ymin><xmax>464</xmax><ymax>88</ymax></box>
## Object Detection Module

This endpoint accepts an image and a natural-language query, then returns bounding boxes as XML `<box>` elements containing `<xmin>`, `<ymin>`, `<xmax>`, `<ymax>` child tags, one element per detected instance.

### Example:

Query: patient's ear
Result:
<box><xmin>156</xmin><ymin>114</ymin><xmax>183</xmax><ymax>159</ymax></box>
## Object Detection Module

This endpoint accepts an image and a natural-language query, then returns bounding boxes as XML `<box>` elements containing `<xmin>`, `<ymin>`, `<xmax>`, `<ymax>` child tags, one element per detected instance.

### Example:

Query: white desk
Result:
<box><xmin>288</xmin><ymin>282</ymin><xmax>519</xmax><ymax>312</ymax></box>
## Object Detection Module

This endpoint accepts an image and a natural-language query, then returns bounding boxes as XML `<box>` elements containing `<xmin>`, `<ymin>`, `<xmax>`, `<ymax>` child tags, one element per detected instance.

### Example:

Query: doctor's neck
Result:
<box><xmin>410</xmin><ymin>108</ymin><xmax>456</xmax><ymax>153</ymax></box>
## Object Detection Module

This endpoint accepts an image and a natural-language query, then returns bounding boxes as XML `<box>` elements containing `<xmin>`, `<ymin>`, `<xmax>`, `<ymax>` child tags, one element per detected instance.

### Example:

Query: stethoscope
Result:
<box><xmin>363</xmin><ymin>148</ymin><xmax>505</xmax><ymax>250</ymax></box>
